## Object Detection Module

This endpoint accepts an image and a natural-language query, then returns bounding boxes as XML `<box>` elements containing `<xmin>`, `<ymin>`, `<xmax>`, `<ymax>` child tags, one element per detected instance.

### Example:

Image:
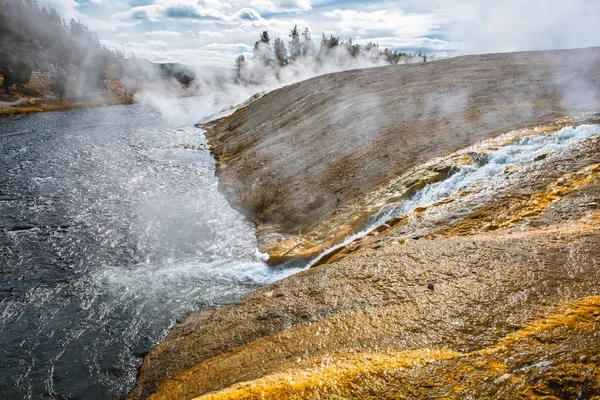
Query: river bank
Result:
<box><xmin>0</xmin><ymin>72</ymin><xmax>136</xmax><ymax>116</ymax></box>
<box><xmin>0</xmin><ymin>96</ymin><xmax>135</xmax><ymax>116</ymax></box>
<box><xmin>129</xmin><ymin>47</ymin><xmax>600</xmax><ymax>399</ymax></box>
<box><xmin>204</xmin><ymin>47</ymin><xmax>600</xmax><ymax>265</ymax></box>
<box><xmin>0</xmin><ymin>98</ymin><xmax>291</xmax><ymax>399</ymax></box>
<box><xmin>129</xmin><ymin>120</ymin><xmax>600</xmax><ymax>400</ymax></box>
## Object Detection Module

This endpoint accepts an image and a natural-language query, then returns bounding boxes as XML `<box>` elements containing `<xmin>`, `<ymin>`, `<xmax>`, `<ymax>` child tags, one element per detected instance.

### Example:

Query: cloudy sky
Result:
<box><xmin>37</xmin><ymin>0</ymin><xmax>600</xmax><ymax>68</ymax></box>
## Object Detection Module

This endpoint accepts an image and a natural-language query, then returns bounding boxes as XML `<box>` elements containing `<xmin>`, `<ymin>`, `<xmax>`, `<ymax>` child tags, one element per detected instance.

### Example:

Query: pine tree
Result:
<box><xmin>273</xmin><ymin>38</ymin><xmax>288</xmax><ymax>68</ymax></box>
<box><xmin>289</xmin><ymin>25</ymin><xmax>301</xmax><ymax>61</ymax></box>
<box><xmin>364</xmin><ymin>42</ymin><xmax>379</xmax><ymax>52</ymax></box>
<box><xmin>253</xmin><ymin>30</ymin><xmax>273</xmax><ymax>67</ymax></box>
<box><xmin>0</xmin><ymin>0</ymin><xmax>123</xmax><ymax>97</ymax></box>
<box><xmin>258</xmin><ymin>31</ymin><xmax>270</xmax><ymax>45</ymax></box>
<box><xmin>235</xmin><ymin>54</ymin><xmax>246</xmax><ymax>82</ymax></box>
<box><xmin>301</xmin><ymin>27</ymin><xmax>315</xmax><ymax>58</ymax></box>
<box><xmin>1</xmin><ymin>58</ymin><xmax>32</xmax><ymax>93</ymax></box>
<box><xmin>345</xmin><ymin>39</ymin><xmax>359</xmax><ymax>57</ymax></box>
<box><xmin>362</xmin><ymin>42</ymin><xmax>378</xmax><ymax>61</ymax></box>
<box><xmin>319</xmin><ymin>34</ymin><xmax>339</xmax><ymax>57</ymax></box>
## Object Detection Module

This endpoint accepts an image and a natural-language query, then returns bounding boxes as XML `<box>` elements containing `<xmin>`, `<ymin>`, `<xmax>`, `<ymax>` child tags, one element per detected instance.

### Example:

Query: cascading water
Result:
<box><xmin>0</xmin><ymin>98</ymin><xmax>301</xmax><ymax>399</ymax></box>
<box><xmin>380</xmin><ymin>124</ymin><xmax>600</xmax><ymax>220</ymax></box>
<box><xmin>312</xmin><ymin>123</ymin><xmax>600</xmax><ymax>265</ymax></box>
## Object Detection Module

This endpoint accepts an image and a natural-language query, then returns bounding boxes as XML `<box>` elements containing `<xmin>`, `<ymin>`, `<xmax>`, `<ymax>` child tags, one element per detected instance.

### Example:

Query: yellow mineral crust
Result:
<box><xmin>447</xmin><ymin>163</ymin><xmax>600</xmax><ymax>236</ymax></box>
<box><xmin>263</xmin><ymin>119</ymin><xmax>594</xmax><ymax>264</ymax></box>
<box><xmin>311</xmin><ymin>136</ymin><xmax>600</xmax><ymax>268</ymax></box>
<box><xmin>132</xmin><ymin>210</ymin><xmax>600</xmax><ymax>400</ymax></box>
<box><xmin>128</xmin><ymin>119</ymin><xmax>600</xmax><ymax>400</ymax></box>
<box><xmin>150</xmin><ymin>297</ymin><xmax>600</xmax><ymax>400</ymax></box>
<box><xmin>262</xmin><ymin>146</ymin><xmax>494</xmax><ymax>264</ymax></box>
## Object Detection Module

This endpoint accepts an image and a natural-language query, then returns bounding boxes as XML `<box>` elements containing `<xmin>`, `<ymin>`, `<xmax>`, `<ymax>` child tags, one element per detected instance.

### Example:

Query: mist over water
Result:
<box><xmin>2</xmin><ymin>90</ymin><xmax>597</xmax><ymax>400</ymax></box>
<box><xmin>0</xmin><ymin>98</ymin><xmax>300</xmax><ymax>399</ymax></box>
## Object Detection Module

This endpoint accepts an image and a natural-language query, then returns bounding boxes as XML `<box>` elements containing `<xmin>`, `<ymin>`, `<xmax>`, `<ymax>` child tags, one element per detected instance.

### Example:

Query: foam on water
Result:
<box><xmin>2</xmin><ymin>103</ymin><xmax>597</xmax><ymax>399</ymax></box>
<box><xmin>311</xmin><ymin>124</ymin><xmax>600</xmax><ymax>265</ymax></box>
<box><xmin>0</xmin><ymin>97</ymin><xmax>302</xmax><ymax>399</ymax></box>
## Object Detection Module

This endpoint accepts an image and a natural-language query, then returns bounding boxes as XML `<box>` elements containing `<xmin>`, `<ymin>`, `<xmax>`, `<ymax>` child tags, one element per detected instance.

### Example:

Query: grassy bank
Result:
<box><xmin>0</xmin><ymin>96</ymin><xmax>135</xmax><ymax>116</ymax></box>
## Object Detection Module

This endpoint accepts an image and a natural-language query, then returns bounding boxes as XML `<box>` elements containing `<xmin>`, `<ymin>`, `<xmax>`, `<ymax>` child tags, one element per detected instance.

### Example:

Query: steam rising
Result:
<box><xmin>447</xmin><ymin>0</ymin><xmax>600</xmax><ymax>54</ymax></box>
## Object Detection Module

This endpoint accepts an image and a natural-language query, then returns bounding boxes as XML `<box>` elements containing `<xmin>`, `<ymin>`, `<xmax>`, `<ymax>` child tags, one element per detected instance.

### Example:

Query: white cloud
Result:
<box><xmin>124</xmin><ymin>40</ymin><xmax>169</xmax><ymax>50</ymax></box>
<box><xmin>198</xmin><ymin>31</ymin><xmax>225</xmax><ymax>38</ymax></box>
<box><xmin>38</xmin><ymin>0</ymin><xmax>79</xmax><ymax>18</ymax></box>
<box><xmin>82</xmin><ymin>0</ymin><xmax>600</xmax><ymax>67</ymax></box>
<box><xmin>249</xmin><ymin>0</ymin><xmax>312</xmax><ymax>13</ymax></box>
<box><xmin>204</xmin><ymin>43</ymin><xmax>253</xmax><ymax>51</ymax></box>
<box><xmin>38</xmin><ymin>0</ymin><xmax>123</xmax><ymax>31</ymax></box>
<box><xmin>144</xmin><ymin>30</ymin><xmax>183</xmax><ymax>37</ymax></box>
<box><xmin>112</xmin><ymin>2</ymin><xmax>241</xmax><ymax>24</ymax></box>
<box><xmin>146</xmin><ymin>40</ymin><xmax>169</xmax><ymax>47</ymax></box>
<box><xmin>198</xmin><ymin>0</ymin><xmax>233</xmax><ymax>10</ymax></box>
<box><xmin>321</xmin><ymin>9</ymin><xmax>443</xmax><ymax>38</ymax></box>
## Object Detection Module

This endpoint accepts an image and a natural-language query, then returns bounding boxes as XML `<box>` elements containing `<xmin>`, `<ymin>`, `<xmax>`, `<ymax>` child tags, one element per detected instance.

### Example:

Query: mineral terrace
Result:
<box><xmin>129</xmin><ymin>47</ymin><xmax>600</xmax><ymax>400</ymax></box>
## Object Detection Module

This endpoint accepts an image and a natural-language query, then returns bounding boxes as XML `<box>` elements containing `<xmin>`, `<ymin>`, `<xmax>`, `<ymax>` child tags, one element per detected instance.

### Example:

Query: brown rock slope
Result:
<box><xmin>149</xmin><ymin>296</ymin><xmax>600</xmax><ymax>399</ymax></box>
<box><xmin>129</xmin><ymin>126</ymin><xmax>600</xmax><ymax>398</ymax></box>
<box><xmin>128</xmin><ymin>49</ymin><xmax>600</xmax><ymax>399</ymax></box>
<box><xmin>204</xmin><ymin>47</ymin><xmax>600</xmax><ymax>264</ymax></box>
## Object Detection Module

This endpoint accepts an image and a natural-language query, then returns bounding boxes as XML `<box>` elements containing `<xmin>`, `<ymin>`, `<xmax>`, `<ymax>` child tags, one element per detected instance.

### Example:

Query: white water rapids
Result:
<box><xmin>0</xmin><ymin>97</ymin><xmax>301</xmax><ymax>399</ymax></box>
<box><xmin>312</xmin><ymin>123</ymin><xmax>600</xmax><ymax>265</ymax></box>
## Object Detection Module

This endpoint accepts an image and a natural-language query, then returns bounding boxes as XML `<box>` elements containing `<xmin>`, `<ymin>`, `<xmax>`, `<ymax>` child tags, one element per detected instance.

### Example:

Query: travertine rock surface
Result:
<box><xmin>205</xmin><ymin>47</ymin><xmax>600</xmax><ymax>262</ymax></box>
<box><xmin>128</xmin><ymin>48</ymin><xmax>600</xmax><ymax>400</ymax></box>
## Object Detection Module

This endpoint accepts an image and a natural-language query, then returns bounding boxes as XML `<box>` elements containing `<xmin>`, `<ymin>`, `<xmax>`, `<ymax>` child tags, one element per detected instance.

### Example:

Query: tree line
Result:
<box><xmin>0</xmin><ymin>0</ymin><xmax>123</xmax><ymax>98</ymax></box>
<box><xmin>235</xmin><ymin>26</ymin><xmax>428</xmax><ymax>84</ymax></box>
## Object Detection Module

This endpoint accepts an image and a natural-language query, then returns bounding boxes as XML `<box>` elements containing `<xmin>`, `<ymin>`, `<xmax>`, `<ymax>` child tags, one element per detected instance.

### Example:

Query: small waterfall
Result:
<box><xmin>312</xmin><ymin>123</ymin><xmax>600</xmax><ymax>266</ymax></box>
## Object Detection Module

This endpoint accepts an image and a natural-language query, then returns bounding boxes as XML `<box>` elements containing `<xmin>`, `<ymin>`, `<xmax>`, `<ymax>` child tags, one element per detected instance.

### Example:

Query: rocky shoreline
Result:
<box><xmin>203</xmin><ymin>47</ymin><xmax>600</xmax><ymax>266</ymax></box>
<box><xmin>128</xmin><ymin>48</ymin><xmax>600</xmax><ymax>399</ymax></box>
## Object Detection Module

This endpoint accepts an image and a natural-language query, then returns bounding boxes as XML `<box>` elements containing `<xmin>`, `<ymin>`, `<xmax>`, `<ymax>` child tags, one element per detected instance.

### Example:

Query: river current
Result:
<box><xmin>0</xmin><ymin>97</ymin><xmax>299</xmax><ymax>399</ymax></box>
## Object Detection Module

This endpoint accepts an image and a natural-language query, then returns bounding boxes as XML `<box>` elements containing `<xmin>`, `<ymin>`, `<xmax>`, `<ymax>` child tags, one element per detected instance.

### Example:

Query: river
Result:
<box><xmin>0</xmin><ymin>97</ymin><xmax>300</xmax><ymax>399</ymax></box>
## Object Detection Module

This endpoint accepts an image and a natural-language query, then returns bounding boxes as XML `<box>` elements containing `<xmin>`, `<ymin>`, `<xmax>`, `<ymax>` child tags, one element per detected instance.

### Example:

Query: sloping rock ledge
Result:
<box><xmin>128</xmin><ymin>48</ymin><xmax>600</xmax><ymax>400</ymax></box>
<box><xmin>204</xmin><ymin>47</ymin><xmax>600</xmax><ymax>265</ymax></box>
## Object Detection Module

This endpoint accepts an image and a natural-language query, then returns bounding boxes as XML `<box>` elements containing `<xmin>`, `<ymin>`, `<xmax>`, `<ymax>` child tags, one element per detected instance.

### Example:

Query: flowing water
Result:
<box><xmin>3</xmin><ymin>101</ymin><xmax>598</xmax><ymax>400</ymax></box>
<box><xmin>379</xmin><ymin>124</ymin><xmax>600</xmax><ymax>220</ymax></box>
<box><xmin>312</xmin><ymin>123</ymin><xmax>600</xmax><ymax>265</ymax></box>
<box><xmin>0</xmin><ymin>97</ymin><xmax>301</xmax><ymax>399</ymax></box>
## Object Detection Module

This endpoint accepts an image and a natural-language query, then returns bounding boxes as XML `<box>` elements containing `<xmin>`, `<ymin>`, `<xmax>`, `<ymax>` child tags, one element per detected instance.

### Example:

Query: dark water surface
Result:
<box><xmin>0</xmin><ymin>98</ymin><xmax>297</xmax><ymax>399</ymax></box>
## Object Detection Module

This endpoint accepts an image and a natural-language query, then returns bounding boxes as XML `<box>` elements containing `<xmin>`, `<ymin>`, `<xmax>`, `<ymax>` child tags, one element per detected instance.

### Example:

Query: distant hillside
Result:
<box><xmin>0</xmin><ymin>1</ymin><xmax>235</xmax><ymax>109</ymax></box>
<box><xmin>0</xmin><ymin>0</ymin><xmax>123</xmax><ymax>98</ymax></box>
